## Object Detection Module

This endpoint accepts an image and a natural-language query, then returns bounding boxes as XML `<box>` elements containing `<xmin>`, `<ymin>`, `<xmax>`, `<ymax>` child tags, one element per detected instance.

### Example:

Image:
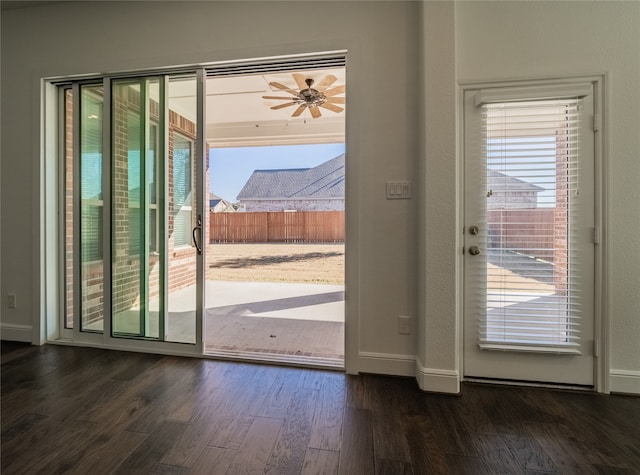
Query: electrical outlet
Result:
<box><xmin>398</xmin><ymin>315</ymin><xmax>411</xmax><ymax>335</ymax></box>
<box><xmin>8</xmin><ymin>293</ymin><xmax>17</xmax><ymax>309</ymax></box>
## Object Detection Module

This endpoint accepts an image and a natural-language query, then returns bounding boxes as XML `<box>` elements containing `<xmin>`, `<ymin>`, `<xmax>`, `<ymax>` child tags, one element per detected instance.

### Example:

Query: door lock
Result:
<box><xmin>468</xmin><ymin>245</ymin><xmax>481</xmax><ymax>255</ymax></box>
<box><xmin>468</xmin><ymin>225</ymin><xmax>479</xmax><ymax>235</ymax></box>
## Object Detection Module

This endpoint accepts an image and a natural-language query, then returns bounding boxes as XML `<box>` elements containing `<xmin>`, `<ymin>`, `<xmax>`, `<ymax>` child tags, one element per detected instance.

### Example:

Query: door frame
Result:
<box><xmin>203</xmin><ymin>62</ymin><xmax>346</xmax><ymax>368</ymax></box>
<box><xmin>41</xmin><ymin>53</ymin><xmax>350</xmax><ymax>368</ymax></box>
<box><xmin>457</xmin><ymin>75</ymin><xmax>610</xmax><ymax>393</ymax></box>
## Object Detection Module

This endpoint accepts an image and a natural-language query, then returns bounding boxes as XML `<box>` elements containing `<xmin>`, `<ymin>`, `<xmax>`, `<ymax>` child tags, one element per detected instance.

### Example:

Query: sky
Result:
<box><xmin>209</xmin><ymin>143</ymin><xmax>346</xmax><ymax>202</ymax></box>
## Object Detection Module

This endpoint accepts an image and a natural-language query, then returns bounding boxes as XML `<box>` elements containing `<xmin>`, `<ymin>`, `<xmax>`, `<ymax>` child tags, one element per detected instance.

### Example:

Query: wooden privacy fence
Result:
<box><xmin>487</xmin><ymin>208</ymin><xmax>556</xmax><ymax>261</ymax></box>
<box><xmin>209</xmin><ymin>211</ymin><xmax>345</xmax><ymax>243</ymax></box>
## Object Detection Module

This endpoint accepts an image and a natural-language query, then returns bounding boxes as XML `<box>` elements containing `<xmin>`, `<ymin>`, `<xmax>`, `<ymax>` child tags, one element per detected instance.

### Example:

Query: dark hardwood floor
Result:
<box><xmin>1</xmin><ymin>342</ymin><xmax>639</xmax><ymax>474</ymax></box>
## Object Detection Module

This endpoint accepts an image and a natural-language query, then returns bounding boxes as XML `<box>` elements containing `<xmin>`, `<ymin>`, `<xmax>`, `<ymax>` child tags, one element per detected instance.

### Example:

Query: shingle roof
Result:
<box><xmin>488</xmin><ymin>170</ymin><xmax>545</xmax><ymax>193</ymax></box>
<box><xmin>237</xmin><ymin>154</ymin><xmax>345</xmax><ymax>200</ymax></box>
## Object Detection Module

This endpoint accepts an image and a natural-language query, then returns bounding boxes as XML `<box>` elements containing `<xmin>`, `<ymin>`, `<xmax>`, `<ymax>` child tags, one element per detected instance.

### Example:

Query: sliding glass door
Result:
<box><xmin>62</xmin><ymin>71</ymin><xmax>205</xmax><ymax>349</ymax></box>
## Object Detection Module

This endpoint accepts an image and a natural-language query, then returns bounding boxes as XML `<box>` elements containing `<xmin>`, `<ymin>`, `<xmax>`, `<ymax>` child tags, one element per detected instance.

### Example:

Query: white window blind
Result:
<box><xmin>478</xmin><ymin>97</ymin><xmax>584</xmax><ymax>353</ymax></box>
<box><xmin>173</xmin><ymin>134</ymin><xmax>193</xmax><ymax>247</ymax></box>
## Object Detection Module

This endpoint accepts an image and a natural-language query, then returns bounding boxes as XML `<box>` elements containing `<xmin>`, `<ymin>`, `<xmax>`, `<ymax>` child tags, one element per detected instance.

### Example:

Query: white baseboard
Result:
<box><xmin>1</xmin><ymin>323</ymin><xmax>32</xmax><ymax>343</ymax></box>
<box><xmin>416</xmin><ymin>359</ymin><xmax>460</xmax><ymax>394</ymax></box>
<box><xmin>357</xmin><ymin>352</ymin><xmax>416</xmax><ymax>377</ymax></box>
<box><xmin>610</xmin><ymin>370</ymin><xmax>640</xmax><ymax>395</ymax></box>
<box><xmin>356</xmin><ymin>353</ymin><xmax>460</xmax><ymax>394</ymax></box>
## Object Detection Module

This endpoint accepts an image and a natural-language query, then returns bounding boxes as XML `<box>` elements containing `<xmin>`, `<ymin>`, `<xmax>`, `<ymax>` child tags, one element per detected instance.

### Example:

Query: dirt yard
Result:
<box><xmin>206</xmin><ymin>243</ymin><xmax>345</xmax><ymax>284</ymax></box>
<box><xmin>206</xmin><ymin>243</ymin><xmax>552</xmax><ymax>291</ymax></box>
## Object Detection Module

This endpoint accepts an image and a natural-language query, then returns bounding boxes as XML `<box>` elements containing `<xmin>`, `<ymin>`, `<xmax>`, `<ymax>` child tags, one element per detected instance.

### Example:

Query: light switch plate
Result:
<box><xmin>386</xmin><ymin>181</ymin><xmax>412</xmax><ymax>199</ymax></box>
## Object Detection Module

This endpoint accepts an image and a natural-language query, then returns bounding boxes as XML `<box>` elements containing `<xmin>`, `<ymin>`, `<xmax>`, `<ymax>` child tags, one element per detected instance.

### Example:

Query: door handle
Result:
<box><xmin>468</xmin><ymin>245</ymin><xmax>481</xmax><ymax>256</ymax></box>
<box><xmin>192</xmin><ymin>215</ymin><xmax>202</xmax><ymax>255</ymax></box>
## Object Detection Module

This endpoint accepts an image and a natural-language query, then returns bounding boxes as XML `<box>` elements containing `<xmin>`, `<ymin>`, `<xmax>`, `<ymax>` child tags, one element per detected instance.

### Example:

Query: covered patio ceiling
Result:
<box><xmin>169</xmin><ymin>67</ymin><xmax>346</xmax><ymax>149</ymax></box>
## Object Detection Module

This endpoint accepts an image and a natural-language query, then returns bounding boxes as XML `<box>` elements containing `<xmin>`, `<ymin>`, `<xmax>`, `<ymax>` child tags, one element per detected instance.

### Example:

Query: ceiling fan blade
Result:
<box><xmin>319</xmin><ymin>102</ymin><xmax>344</xmax><ymax>113</ymax></box>
<box><xmin>325</xmin><ymin>96</ymin><xmax>346</xmax><ymax>104</ymax></box>
<box><xmin>315</xmin><ymin>74</ymin><xmax>338</xmax><ymax>91</ymax></box>
<box><xmin>268</xmin><ymin>82</ymin><xmax>299</xmax><ymax>95</ymax></box>
<box><xmin>292</xmin><ymin>73</ymin><xmax>308</xmax><ymax>90</ymax></box>
<box><xmin>323</xmin><ymin>84</ymin><xmax>345</xmax><ymax>97</ymax></box>
<box><xmin>292</xmin><ymin>104</ymin><xmax>307</xmax><ymax>117</ymax></box>
<box><xmin>309</xmin><ymin>106</ymin><xmax>322</xmax><ymax>119</ymax></box>
<box><xmin>262</xmin><ymin>96</ymin><xmax>300</xmax><ymax>100</ymax></box>
<box><xmin>270</xmin><ymin>102</ymin><xmax>297</xmax><ymax>110</ymax></box>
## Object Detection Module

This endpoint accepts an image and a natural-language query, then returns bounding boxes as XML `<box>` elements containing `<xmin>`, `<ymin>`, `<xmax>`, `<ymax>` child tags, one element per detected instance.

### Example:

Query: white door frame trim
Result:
<box><xmin>457</xmin><ymin>74</ymin><xmax>610</xmax><ymax>393</ymax></box>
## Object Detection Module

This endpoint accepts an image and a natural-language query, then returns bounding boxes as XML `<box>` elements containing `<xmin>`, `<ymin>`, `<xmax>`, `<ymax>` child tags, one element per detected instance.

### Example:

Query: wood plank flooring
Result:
<box><xmin>1</xmin><ymin>342</ymin><xmax>639</xmax><ymax>474</ymax></box>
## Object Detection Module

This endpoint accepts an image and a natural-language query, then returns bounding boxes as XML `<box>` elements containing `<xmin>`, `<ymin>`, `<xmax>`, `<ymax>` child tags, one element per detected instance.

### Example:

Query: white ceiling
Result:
<box><xmin>168</xmin><ymin>68</ymin><xmax>346</xmax><ymax>148</ymax></box>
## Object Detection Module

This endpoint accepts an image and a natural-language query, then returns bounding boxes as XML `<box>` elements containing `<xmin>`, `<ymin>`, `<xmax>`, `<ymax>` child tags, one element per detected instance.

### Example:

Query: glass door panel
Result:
<box><xmin>111</xmin><ymin>79</ymin><xmax>143</xmax><ymax>336</ymax></box>
<box><xmin>111</xmin><ymin>78</ymin><xmax>162</xmax><ymax>338</ymax></box>
<box><xmin>166</xmin><ymin>75</ymin><xmax>198</xmax><ymax>344</ymax></box>
<box><xmin>79</xmin><ymin>84</ymin><xmax>105</xmax><ymax>333</ymax></box>
<box><xmin>110</xmin><ymin>74</ymin><xmax>199</xmax><ymax>343</ymax></box>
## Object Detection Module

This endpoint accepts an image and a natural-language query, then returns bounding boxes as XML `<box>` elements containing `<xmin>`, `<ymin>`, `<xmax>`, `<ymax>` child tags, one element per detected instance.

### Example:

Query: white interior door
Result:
<box><xmin>463</xmin><ymin>83</ymin><xmax>596</xmax><ymax>386</ymax></box>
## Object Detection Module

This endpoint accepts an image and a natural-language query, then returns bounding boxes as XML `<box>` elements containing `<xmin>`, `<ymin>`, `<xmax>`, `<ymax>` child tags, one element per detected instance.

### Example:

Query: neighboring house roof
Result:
<box><xmin>237</xmin><ymin>154</ymin><xmax>345</xmax><ymax>201</ymax></box>
<box><xmin>488</xmin><ymin>170</ymin><xmax>545</xmax><ymax>193</ymax></box>
<box><xmin>210</xmin><ymin>197</ymin><xmax>235</xmax><ymax>212</ymax></box>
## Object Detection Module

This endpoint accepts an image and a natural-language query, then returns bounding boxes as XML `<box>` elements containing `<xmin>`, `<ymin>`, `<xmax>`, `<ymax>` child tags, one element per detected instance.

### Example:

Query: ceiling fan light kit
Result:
<box><xmin>262</xmin><ymin>73</ymin><xmax>345</xmax><ymax>119</ymax></box>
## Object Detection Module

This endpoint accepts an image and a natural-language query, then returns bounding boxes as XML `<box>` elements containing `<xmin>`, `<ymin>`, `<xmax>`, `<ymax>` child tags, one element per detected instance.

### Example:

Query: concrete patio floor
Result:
<box><xmin>158</xmin><ymin>280</ymin><xmax>345</xmax><ymax>366</ymax></box>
